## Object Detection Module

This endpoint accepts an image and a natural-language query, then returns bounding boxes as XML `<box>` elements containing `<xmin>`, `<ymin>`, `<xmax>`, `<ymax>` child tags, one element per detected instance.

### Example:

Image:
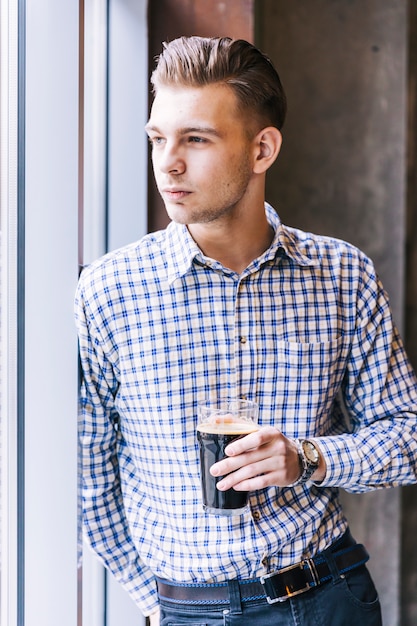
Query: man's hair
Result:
<box><xmin>151</xmin><ymin>36</ymin><xmax>287</xmax><ymax>131</ymax></box>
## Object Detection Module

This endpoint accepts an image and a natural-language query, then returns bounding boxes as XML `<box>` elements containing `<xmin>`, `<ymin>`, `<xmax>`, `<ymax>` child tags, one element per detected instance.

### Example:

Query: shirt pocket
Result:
<box><xmin>264</xmin><ymin>336</ymin><xmax>345</xmax><ymax>436</ymax></box>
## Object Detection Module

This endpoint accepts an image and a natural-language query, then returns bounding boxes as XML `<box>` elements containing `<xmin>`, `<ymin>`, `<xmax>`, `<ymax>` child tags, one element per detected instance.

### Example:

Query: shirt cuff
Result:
<box><xmin>310</xmin><ymin>435</ymin><xmax>362</xmax><ymax>487</ymax></box>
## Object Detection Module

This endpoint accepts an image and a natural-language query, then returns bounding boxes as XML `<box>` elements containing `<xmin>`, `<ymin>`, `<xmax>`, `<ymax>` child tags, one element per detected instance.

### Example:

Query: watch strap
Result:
<box><xmin>287</xmin><ymin>439</ymin><xmax>318</xmax><ymax>487</ymax></box>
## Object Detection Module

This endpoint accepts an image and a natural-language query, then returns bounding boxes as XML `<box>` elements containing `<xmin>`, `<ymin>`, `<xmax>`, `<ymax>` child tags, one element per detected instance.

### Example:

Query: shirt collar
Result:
<box><xmin>165</xmin><ymin>221</ymin><xmax>201</xmax><ymax>284</ymax></box>
<box><xmin>266</xmin><ymin>204</ymin><xmax>320</xmax><ymax>268</ymax></box>
<box><xmin>165</xmin><ymin>202</ymin><xmax>319</xmax><ymax>284</ymax></box>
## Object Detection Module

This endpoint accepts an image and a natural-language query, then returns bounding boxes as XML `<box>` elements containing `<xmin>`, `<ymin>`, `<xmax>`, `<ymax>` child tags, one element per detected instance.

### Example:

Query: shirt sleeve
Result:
<box><xmin>313</xmin><ymin>255</ymin><xmax>417</xmax><ymax>492</ymax></box>
<box><xmin>75</xmin><ymin>272</ymin><xmax>159</xmax><ymax>617</ymax></box>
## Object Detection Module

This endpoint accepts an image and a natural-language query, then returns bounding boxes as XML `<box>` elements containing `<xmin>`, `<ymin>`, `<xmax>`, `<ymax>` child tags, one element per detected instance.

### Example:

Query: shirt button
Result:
<box><xmin>252</xmin><ymin>510</ymin><xmax>261</xmax><ymax>521</ymax></box>
<box><xmin>239</xmin><ymin>336</ymin><xmax>247</xmax><ymax>344</ymax></box>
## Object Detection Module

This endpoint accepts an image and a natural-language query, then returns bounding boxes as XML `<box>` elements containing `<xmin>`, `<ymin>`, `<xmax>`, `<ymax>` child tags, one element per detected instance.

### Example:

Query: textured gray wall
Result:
<box><xmin>257</xmin><ymin>1</ymin><xmax>412</xmax><ymax>624</ymax></box>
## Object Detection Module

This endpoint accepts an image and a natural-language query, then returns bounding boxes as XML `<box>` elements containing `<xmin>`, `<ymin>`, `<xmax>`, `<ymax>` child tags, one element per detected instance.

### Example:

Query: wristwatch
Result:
<box><xmin>290</xmin><ymin>439</ymin><xmax>320</xmax><ymax>485</ymax></box>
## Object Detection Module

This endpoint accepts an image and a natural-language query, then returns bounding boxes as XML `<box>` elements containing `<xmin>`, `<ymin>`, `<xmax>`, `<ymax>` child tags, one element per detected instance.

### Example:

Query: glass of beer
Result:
<box><xmin>197</xmin><ymin>398</ymin><xmax>259</xmax><ymax>515</ymax></box>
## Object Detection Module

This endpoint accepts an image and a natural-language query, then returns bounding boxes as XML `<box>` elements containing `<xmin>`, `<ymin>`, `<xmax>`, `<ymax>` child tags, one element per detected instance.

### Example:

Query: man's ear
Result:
<box><xmin>253</xmin><ymin>127</ymin><xmax>282</xmax><ymax>174</ymax></box>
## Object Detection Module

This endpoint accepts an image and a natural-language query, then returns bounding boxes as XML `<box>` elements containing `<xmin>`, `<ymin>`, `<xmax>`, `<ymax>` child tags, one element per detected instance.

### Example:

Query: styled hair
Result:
<box><xmin>151</xmin><ymin>36</ymin><xmax>287</xmax><ymax>131</ymax></box>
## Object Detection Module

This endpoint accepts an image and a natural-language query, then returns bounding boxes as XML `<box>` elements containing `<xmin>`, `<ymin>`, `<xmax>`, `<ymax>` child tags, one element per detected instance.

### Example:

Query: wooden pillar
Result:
<box><xmin>406</xmin><ymin>0</ymin><xmax>417</xmax><ymax>371</ymax></box>
<box><xmin>147</xmin><ymin>0</ymin><xmax>254</xmax><ymax>231</ymax></box>
<box><xmin>402</xmin><ymin>1</ymin><xmax>417</xmax><ymax>624</ymax></box>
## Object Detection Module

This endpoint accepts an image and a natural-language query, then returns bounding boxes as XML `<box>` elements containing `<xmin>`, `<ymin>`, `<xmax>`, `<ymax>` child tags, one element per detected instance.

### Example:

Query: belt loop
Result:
<box><xmin>228</xmin><ymin>580</ymin><xmax>243</xmax><ymax>615</ymax></box>
<box><xmin>322</xmin><ymin>546</ymin><xmax>342</xmax><ymax>582</ymax></box>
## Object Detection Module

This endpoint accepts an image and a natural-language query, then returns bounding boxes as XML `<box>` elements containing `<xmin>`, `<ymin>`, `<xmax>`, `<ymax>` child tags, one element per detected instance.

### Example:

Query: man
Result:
<box><xmin>75</xmin><ymin>36</ymin><xmax>417</xmax><ymax>625</ymax></box>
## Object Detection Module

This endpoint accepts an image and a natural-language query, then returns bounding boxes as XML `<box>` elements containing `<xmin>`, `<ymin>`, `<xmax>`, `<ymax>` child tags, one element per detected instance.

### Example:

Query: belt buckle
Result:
<box><xmin>260</xmin><ymin>558</ymin><xmax>319</xmax><ymax>605</ymax></box>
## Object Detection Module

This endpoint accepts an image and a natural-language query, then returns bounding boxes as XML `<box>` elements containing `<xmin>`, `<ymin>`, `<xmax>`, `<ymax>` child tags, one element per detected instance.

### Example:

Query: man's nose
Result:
<box><xmin>157</xmin><ymin>142</ymin><xmax>185</xmax><ymax>175</ymax></box>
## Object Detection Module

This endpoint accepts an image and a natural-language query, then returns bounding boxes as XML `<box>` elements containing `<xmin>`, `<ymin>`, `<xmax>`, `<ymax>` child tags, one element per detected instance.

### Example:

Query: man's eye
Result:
<box><xmin>149</xmin><ymin>136</ymin><xmax>164</xmax><ymax>146</ymax></box>
<box><xmin>188</xmin><ymin>136</ymin><xmax>206</xmax><ymax>143</ymax></box>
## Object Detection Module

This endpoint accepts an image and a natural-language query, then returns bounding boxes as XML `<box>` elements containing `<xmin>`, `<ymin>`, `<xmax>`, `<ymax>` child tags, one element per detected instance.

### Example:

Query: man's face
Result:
<box><xmin>145</xmin><ymin>83</ymin><xmax>257</xmax><ymax>226</ymax></box>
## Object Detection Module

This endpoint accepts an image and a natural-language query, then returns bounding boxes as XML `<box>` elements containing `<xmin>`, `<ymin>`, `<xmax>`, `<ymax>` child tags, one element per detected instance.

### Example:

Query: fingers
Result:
<box><xmin>210</xmin><ymin>427</ymin><xmax>301</xmax><ymax>489</ymax></box>
<box><xmin>222</xmin><ymin>428</ymin><xmax>265</xmax><ymax>456</ymax></box>
<box><xmin>149</xmin><ymin>609</ymin><xmax>160</xmax><ymax>626</ymax></box>
<box><xmin>215</xmin><ymin>458</ymin><xmax>275</xmax><ymax>491</ymax></box>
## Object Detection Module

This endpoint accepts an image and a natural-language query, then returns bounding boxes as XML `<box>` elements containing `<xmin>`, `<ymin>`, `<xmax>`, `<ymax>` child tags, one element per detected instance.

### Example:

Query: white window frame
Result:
<box><xmin>1</xmin><ymin>0</ymin><xmax>22</xmax><ymax>624</ymax></box>
<box><xmin>82</xmin><ymin>0</ymin><xmax>149</xmax><ymax>625</ymax></box>
<box><xmin>2</xmin><ymin>0</ymin><xmax>80</xmax><ymax>625</ymax></box>
<box><xmin>1</xmin><ymin>0</ymin><xmax>149</xmax><ymax>623</ymax></box>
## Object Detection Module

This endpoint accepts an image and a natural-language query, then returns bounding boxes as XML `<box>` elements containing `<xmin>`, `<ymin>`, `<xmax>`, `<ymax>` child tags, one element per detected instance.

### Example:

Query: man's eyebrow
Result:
<box><xmin>144</xmin><ymin>123</ymin><xmax>222</xmax><ymax>137</ymax></box>
<box><xmin>144</xmin><ymin>123</ymin><xmax>159</xmax><ymax>133</ymax></box>
<box><xmin>180</xmin><ymin>126</ymin><xmax>222</xmax><ymax>137</ymax></box>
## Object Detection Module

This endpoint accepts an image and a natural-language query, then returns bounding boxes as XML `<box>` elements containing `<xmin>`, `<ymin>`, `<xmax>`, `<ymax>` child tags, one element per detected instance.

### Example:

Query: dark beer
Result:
<box><xmin>197</xmin><ymin>422</ymin><xmax>258</xmax><ymax>514</ymax></box>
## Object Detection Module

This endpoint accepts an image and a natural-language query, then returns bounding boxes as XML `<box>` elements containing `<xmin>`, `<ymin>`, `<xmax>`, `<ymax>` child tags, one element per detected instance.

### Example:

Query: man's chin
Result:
<box><xmin>166</xmin><ymin>210</ymin><xmax>189</xmax><ymax>225</ymax></box>
<box><xmin>165</xmin><ymin>203</ymin><xmax>223</xmax><ymax>226</ymax></box>
<box><xmin>165</xmin><ymin>203</ymin><xmax>195</xmax><ymax>225</ymax></box>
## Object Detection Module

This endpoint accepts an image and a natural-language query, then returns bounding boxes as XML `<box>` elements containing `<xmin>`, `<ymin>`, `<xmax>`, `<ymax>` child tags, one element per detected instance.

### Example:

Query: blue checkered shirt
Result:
<box><xmin>75</xmin><ymin>203</ymin><xmax>417</xmax><ymax>616</ymax></box>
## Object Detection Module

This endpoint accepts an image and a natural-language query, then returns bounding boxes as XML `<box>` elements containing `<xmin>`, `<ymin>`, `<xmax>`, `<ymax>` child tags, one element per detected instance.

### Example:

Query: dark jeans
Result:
<box><xmin>159</xmin><ymin>562</ymin><xmax>382</xmax><ymax>625</ymax></box>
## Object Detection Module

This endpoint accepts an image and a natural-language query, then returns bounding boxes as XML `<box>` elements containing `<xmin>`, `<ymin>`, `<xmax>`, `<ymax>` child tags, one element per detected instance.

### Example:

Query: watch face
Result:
<box><xmin>302</xmin><ymin>440</ymin><xmax>319</xmax><ymax>465</ymax></box>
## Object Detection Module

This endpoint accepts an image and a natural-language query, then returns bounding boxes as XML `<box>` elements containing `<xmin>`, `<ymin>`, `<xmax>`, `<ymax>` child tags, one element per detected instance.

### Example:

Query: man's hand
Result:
<box><xmin>149</xmin><ymin>609</ymin><xmax>160</xmax><ymax>626</ymax></box>
<box><xmin>210</xmin><ymin>426</ymin><xmax>326</xmax><ymax>491</ymax></box>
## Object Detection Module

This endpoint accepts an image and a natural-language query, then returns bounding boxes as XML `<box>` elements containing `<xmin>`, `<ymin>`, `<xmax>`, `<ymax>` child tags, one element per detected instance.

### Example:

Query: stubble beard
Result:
<box><xmin>161</xmin><ymin>159</ymin><xmax>253</xmax><ymax>226</ymax></box>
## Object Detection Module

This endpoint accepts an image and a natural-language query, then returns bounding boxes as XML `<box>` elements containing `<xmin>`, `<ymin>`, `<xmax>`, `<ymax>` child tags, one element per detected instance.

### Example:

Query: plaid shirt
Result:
<box><xmin>75</xmin><ymin>203</ymin><xmax>417</xmax><ymax>616</ymax></box>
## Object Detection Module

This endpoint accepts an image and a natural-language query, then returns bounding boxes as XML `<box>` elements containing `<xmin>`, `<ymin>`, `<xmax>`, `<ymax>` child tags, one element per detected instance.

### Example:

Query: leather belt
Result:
<box><xmin>157</xmin><ymin>540</ymin><xmax>369</xmax><ymax>605</ymax></box>
<box><xmin>260</xmin><ymin>542</ymin><xmax>369</xmax><ymax>604</ymax></box>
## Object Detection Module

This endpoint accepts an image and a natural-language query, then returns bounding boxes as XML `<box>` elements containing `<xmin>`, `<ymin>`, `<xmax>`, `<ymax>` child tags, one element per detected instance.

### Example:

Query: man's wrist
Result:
<box><xmin>311</xmin><ymin>446</ymin><xmax>326</xmax><ymax>483</ymax></box>
<box><xmin>289</xmin><ymin>439</ymin><xmax>326</xmax><ymax>486</ymax></box>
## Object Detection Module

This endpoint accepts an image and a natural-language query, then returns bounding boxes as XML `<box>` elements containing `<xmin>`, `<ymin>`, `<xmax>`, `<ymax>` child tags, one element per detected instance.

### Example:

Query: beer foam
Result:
<box><xmin>197</xmin><ymin>421</ymin><xmax>258</xmax><ymax>435</ymax></box>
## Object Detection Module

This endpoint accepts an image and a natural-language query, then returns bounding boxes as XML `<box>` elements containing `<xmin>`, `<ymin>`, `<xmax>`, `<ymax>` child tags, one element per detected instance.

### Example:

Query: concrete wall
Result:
<box><xmin>256</xmin><ymin>1</ymin><xmax>415</xmax><ymax>624</ymax></box>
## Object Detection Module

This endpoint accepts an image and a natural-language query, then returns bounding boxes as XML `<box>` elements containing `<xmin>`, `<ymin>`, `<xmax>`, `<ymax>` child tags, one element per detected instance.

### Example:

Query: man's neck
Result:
<box><xmin>188</xmin><ymin>212</ymin><xmax>274</xmax><ymax>274</ymax></box>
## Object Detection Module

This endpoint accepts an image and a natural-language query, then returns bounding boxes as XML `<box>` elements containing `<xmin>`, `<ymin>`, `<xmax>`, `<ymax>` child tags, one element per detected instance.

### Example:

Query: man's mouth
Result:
<box><xmin>162</xmin><ymin>188</ymin><xmax>192</xmax><ymax>202</ymax></box>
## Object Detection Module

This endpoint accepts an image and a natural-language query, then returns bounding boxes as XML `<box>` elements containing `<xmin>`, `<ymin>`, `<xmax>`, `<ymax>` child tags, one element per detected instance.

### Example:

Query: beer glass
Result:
<box><xmin>197</xmin><ymin>398</ymin><xmax>259</xmax><ymax>515</ymax></box>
